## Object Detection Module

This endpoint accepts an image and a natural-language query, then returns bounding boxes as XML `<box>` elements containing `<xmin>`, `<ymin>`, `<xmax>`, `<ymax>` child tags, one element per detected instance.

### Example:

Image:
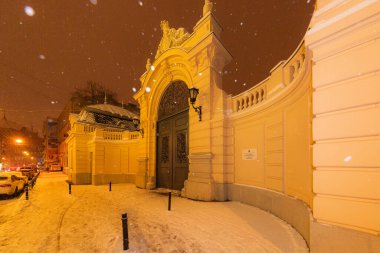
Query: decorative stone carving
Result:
<box><xmin>158</xmin><ymin>81</ymin><xmax>189</xmax><ymax>120</ymax></box>
<box><xmin>203</xmin><ymin>0</ymin><xmax>213</xmax><ymax>16</ymax></box>
<box><xmin>155</xmin><ymin>20</ymin><xmax>190</xmax><ymax>59</ymax></box>
<box><xmin>145</xmin><ymin>58</ymin><xmax>151</xmax><ymax>72</ymax></box>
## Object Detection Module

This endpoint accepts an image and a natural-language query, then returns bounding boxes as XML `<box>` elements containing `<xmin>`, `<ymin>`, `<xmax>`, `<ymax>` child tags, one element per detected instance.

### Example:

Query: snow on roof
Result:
<box><xmin>86</xmin><ymin>104</ymin><xmax>139</xmax><ymax>119</ymax></box>
<box><xmin>77</xmin><ymin>104</ymin><xmax>139</xmax><ymax>131</ymax></box>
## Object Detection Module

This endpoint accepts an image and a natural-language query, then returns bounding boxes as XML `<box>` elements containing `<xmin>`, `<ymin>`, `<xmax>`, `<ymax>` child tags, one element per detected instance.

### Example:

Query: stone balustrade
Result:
<box><xmin>232</xmin><ymin>41</ymin><xmax>306</xmax><ymax>113</ymax></box>
<box><xmin>70</xmin><ymin>124</ymin><xmax>140</xmax><ymax>141</ymax></box>
<box><xmin>83</xmin><ymin>125</ymin><xmax>95</xmax><ymax>133</ymax></box>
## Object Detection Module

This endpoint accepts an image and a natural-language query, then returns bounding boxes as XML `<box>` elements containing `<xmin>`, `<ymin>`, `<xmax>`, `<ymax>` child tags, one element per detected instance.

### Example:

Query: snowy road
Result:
<box><xmin>0</xmin><ymin>173</ymin><xmax>309</xmax><ymax>253</ymax></box>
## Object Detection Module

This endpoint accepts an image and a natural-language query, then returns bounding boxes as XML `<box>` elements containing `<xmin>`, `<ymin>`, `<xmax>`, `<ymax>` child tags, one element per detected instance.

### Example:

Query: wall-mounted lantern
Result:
<box><xmin>188</xmin><ymin>87</ymin><xmax>202</xmax><ymax>121</ymax></box>
<box><xmin>132</xmin><ymin>118</ymin><xmax>144</xmax><ymax>138</ymax></box>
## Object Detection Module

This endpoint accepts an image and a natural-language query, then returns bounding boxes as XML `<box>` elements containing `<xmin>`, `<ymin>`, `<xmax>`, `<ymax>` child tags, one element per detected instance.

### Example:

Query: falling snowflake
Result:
<box><xmin>344</xmin><ymin>156</ymin><xmax>352</xmax><ymax>162</ymax></box>
<box><xmin>240</xmin><ymin>22</ymin><xmax>244</xmax><ymax>26</ymax></box>
<box><xmin>89</xmin><ymin>0</ymin><xmax>97</xmax><ymax>5</ymax></box>
<box><xmin>138</xmin><ymin>1</ymin><xmax>143</xmax><ymax>6</ymax></box>
<box><xmin>145</xmin><ymin>86</ymin><xmax>151</xmax><ymax>93</ymax></box>
<box><xmin>24</xmin><ymin>6</ymin><xmax>35</xmax><ymax>16</ymax></box>
<box><xmin>132</xmin><ymin>87</ymin><xmax>137</xmax><ymax>92</ymax></box>
<box><xmin>39</xmin><ymin>54</ymin><xmax>46</xmax><ymax>60</ymax></box>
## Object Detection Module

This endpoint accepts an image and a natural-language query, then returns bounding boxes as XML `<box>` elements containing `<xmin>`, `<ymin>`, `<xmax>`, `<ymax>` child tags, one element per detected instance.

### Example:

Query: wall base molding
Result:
<box><xmin>228</xmin><ymin>184</ymin><xmax>312</xmax><ymax>246</ymax></box>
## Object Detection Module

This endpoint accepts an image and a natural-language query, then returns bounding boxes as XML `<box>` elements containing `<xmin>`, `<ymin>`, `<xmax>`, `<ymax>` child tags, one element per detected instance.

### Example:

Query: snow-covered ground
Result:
<box><xmin>0</xmin><ymin>173</ymin><xmax>309</xmax><ymax>253</ymax></box>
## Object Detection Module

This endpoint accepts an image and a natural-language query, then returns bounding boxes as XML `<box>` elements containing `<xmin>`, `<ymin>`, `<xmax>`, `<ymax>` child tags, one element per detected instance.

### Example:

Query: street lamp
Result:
<box><xmin>188</xmin><ymin>87</ymin><xmax>202</xmax><ymax>121</ymax></box>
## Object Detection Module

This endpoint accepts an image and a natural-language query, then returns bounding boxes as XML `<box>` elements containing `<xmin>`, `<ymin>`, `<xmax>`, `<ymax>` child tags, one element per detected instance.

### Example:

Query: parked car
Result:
<box><xmin>6</xmin><ymin>167</ymin><xmax>20</xmax><ymax>172</ymax></box>
<box><xmin>37</xmin><ymin>165</ymin><xmax>45</xmax><ymax>172</ymax></box>
<box><xmin>27</xmin><ymin>165</ymin><xmax>38</xmax><ymax>173</ymax></box>
<box><xmin>20</xmin><ymin>167</ymin><xmax>35</xmax><ymax>180</ymax></box>
<box><xmin>3</xmin><ymin>172</ymin><xmax>28</xmax><ymax>186</ymax></box>
<box><xmin>49</xmin><ymin>164</ymin><xmax>61</xmax><ymax>172</ymax></box>
<box><xmin>0</xmin><ymin>173</ymin><xmax>25</xmax><ymax>196</ymax></box>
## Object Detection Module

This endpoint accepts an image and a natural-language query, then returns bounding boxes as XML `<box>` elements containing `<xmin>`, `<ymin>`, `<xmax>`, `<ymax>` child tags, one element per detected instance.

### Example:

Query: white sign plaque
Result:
<box><xmin>242</xmin><ymin>148</ymin><xmax>257</xmax><ymax>160</ymax></box>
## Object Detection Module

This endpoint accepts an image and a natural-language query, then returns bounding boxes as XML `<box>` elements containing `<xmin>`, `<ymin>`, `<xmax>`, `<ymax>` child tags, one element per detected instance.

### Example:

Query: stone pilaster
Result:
<box><xmin>182</xmin><ymin>10</ymin><xmax>232</xmax><ymax>201</ymax></box>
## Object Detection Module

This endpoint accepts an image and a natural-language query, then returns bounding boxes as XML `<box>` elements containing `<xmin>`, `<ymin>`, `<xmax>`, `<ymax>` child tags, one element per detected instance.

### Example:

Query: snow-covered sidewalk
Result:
<box><xmin>0</xmin><ymin>172</ymin><xmax>308</xmax><ymax>253</ymax></box>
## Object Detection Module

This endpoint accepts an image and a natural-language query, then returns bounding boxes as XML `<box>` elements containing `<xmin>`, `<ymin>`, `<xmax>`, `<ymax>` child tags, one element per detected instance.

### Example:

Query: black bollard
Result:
<box><xmin>25</xmin><ymin>184</ymin><xmax>29</xmax><ymax>200</ymax></box>
<box><xmin>69</xmin><ymin>182</ymin><xmax>72</xmax><ymax>194</ymax></box>
<box><xmin>109</xmin><ymin>181</ymin><xmax>112</xmax><ymax>192</ymax></box>
<box><xmin>121</xmin><ymin>213</ymin><xmax>129</xmax><ymax>250</ymax></box>
<box><xmin>168</xmin><ymin>192</ymin><xmax>172</xmax><ymax>211</ymax></box>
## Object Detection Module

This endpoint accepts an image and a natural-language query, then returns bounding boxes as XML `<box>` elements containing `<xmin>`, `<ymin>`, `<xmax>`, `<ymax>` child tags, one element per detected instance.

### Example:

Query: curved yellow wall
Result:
<box><xmin>230</xmin><ymin>42</ymin><xmax>313</xmax><ymax>206</ymax></box>
<box><xmin>306</xmin><ymin>0</ymin><xmax>380</xmax><ymax>236</ymax></box>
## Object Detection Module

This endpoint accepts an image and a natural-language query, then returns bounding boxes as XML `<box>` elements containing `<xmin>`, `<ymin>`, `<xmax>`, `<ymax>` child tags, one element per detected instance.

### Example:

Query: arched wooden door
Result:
<box><xmin>157</xmin><ymin>81</ymin><xmax>189</xmax><ymax>190</ymax></box>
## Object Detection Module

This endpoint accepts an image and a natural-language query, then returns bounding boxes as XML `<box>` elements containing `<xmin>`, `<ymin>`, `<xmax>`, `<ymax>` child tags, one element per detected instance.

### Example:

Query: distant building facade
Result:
<box><xmin>66</xmin><ymin>104</ymin><xmax>140</xmax><ymax>185</ymax></box>
<box><xmin>0</xmin><ymin>112</ymin><xmax>43</xmax><ymax>168</ymax></box>
<box><xmin>57</xmin><ymin>100</ymin><xmax>82</xmax><ymax>172</ymax></box>
<box><xmin>42</xmin><ymin>117</ymin><xmax>59</xmax><ymax>169</ymax></box>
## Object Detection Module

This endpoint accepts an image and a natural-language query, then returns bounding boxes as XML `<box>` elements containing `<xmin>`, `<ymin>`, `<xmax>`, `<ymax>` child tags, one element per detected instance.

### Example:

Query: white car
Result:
<box><xmin>3</xmin><ymin>172</ymin><xmax>28</xmax><ymax>186</ymax></box>
<box><xmin>0</xmin><ymin>173</ymin><xmax>25</xmax><ymax>197</ymax></box>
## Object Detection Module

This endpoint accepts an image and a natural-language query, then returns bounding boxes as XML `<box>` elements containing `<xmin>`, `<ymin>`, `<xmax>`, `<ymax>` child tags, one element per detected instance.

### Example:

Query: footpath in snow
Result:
<box><xmin>0</xmin><ymin>172</ymin><xmax>309</xmax><ymax>253</ymax></box>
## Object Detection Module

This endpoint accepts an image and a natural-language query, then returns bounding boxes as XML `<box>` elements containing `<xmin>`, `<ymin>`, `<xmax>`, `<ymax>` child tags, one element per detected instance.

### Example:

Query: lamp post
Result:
<box><xmin>188</xmin><ymin>87</ymin><xmax>202</xmax><ymax>121</ymax></box>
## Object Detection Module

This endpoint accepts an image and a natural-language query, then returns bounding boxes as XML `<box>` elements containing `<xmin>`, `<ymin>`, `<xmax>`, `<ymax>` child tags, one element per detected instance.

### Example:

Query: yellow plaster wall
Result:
<box><xmin>91</xmin><ymin>142</ymin><xmax>138</xmax><ymax>174</ymax></box>
<box><xmin>67</xmin><ymin>117</ymin><xmax>140</xmax><ymax>184</ymax></box>
<box><xmin>306</xmin><ymin>0</ymin><xmax>380</xmax><ymax>234</ymax></box>
<box><xmin>231</xmin><ymin>42</ymin><xmax>312</xmax><ymax>206</ymax></box>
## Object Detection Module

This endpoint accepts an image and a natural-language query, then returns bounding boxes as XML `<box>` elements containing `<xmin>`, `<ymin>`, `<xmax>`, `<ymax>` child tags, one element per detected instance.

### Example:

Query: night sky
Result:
<box><xmin>0</xmin><ymin>0</ymin><xmax>315</xmax><ymax>133</ymax></box>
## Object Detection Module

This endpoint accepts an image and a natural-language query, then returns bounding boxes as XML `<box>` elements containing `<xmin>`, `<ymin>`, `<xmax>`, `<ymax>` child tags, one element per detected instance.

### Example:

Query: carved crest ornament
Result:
<box><xmin>154</xmin><ymin>20</ymin><xmax>190</xmax><ymax>59</ymax></box>
<box><xmin>149</xmin><ymin>1</ymin><xmax>214</xmax><ymax>68</ymax></box>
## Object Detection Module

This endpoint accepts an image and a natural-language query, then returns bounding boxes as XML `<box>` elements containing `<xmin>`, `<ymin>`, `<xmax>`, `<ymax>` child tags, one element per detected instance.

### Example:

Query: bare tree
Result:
<box><xmin>71</xmin><ymin>81</ymin><xmax>120</xmax><ymax>107</ymax></box>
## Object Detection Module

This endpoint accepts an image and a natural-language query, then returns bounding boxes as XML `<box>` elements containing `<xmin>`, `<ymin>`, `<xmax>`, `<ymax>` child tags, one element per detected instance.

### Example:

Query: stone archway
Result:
<box><xmin>133</xmin><ymin>4</ymin><xmax>232</xmax><ymax>201</ymax></box>
<box><xmin>156</xmin><ymin>81</ymin><xmax>189</xmax><ymax>190</ymax></box>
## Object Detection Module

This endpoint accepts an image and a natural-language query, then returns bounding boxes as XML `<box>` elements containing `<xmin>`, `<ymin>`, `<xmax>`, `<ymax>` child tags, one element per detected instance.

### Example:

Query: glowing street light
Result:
<box><xmin>15</xmin><ymin>138</ymin><xmax>23</xmax><ymax>144</ymax></box>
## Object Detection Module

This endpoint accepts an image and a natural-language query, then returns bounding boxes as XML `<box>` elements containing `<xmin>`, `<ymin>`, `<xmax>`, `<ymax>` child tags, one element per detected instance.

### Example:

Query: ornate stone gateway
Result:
<box><xmin>157</xmin><ymin>81</ymin><xmax>189</xmax><ymax>190</ymax></box>
<box><xmin>133</xmin><ymin>0</ymin><xmax>232</xmax><ymax>200</ymax></box>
